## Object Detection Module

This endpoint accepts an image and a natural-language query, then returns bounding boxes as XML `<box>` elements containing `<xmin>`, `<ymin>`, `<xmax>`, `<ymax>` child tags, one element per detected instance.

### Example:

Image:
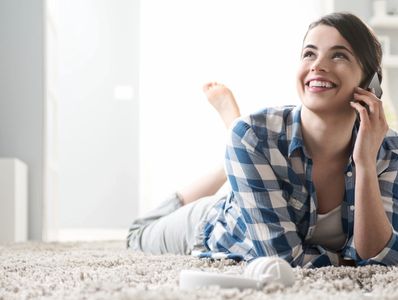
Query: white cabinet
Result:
<box><xmin>0</xmin><ymin>159</ymin><xmax>28</xmax><ymax>242</ymax></box>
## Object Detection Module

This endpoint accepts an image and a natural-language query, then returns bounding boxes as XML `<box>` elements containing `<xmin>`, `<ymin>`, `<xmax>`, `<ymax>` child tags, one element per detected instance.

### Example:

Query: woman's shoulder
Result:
<box><xmin>237</xmin><ymin>105</ymin><xmax>298</xmax><ymax>137</ymax></box>
<box><xmin>250</xmin><ymin>105</ymin><xmax>297</xmax><ymax>119</ymax></box>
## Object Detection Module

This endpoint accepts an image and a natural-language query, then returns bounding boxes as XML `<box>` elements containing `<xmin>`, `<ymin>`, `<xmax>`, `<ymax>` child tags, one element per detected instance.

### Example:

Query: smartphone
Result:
<box><xmin>354</xmin><ymin>72</ymin><xmax>383</xmax><ymax>117</ymax></box>
<box><xmin>363</xmin><ymin>72</ymin><xmax>383</xmax><ymax>98</ymax></box>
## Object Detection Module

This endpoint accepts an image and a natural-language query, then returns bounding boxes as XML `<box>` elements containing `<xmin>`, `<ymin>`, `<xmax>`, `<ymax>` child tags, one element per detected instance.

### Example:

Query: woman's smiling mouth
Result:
<box><xmin>305</xmin><ymin>78</ymin><xmax>337</xmax><ymax>92</ymax></box>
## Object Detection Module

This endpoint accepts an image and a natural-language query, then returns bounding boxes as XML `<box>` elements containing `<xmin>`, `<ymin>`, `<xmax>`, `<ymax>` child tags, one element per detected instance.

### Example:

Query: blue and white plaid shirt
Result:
<box><xmin>193</xmin><ymin>105</ymin><xmax>398</xmax><ymax>268</ymax></box>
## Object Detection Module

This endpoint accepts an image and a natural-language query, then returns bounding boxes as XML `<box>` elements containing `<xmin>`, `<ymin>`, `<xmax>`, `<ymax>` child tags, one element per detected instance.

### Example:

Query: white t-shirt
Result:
<box><xmin>307</xmin><ymin>206</ymin><xmax>346</xmax><ymax>251</ymax></box>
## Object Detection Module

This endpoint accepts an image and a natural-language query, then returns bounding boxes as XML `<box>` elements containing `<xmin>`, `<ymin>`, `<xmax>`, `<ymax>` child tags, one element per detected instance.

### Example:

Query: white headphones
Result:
<box><xmin>179</xmin><ymin>256</ymin><xmax>295</xmax><ymax>290</ymax></box>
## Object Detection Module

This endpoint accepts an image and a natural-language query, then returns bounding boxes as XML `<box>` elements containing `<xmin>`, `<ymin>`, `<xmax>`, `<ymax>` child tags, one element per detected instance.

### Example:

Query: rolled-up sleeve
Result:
<box><xmin>355</xmin><ymin>165</ymin><xmax>398</xmax><ymax>266</ymax></box>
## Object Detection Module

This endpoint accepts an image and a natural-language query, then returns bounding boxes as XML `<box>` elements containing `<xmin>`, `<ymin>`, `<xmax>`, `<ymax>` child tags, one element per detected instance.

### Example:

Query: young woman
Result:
<box><xmin>128</xmin><ymin>12</ymin><xmax>398</xmax><ymax>268</ymax></box>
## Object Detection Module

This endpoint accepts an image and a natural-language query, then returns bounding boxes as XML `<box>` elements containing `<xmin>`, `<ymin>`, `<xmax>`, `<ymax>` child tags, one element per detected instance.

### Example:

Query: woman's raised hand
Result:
<box><xmin>350</xmin><ymin>86</ymin><xmax>389</xmax><ymax>167</ymax></box>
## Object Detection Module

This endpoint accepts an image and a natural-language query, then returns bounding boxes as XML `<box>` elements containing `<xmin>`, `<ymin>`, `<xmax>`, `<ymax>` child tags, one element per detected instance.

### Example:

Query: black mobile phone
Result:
<box><xmin>363</xmin><ymin>72</ymin><xmax>383</xmax><ymax>98</ymax></box>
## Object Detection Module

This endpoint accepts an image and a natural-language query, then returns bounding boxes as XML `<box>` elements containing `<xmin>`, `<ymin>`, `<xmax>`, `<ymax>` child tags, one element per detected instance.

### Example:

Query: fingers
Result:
<box><xmin>351</xmin><ymin>87</ymin><xmax>389</xmax><ymax>134</ymax></box>
<box><xmin>353</xmin><ymin>87</ymin><xmax>383</xmax><ymax>117</ymax></box>
<box><xmin>350</xmin><ymin>100</ymin><xmax>370</xmax><ymax>124</ymax></box>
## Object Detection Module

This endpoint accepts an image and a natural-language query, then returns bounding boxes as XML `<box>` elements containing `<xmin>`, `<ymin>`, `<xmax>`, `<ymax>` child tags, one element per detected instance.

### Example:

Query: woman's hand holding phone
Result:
<box><xmin>350</xmin><ymin>86</ymin><xmax>388</xmax><ymax>167</ymax></box>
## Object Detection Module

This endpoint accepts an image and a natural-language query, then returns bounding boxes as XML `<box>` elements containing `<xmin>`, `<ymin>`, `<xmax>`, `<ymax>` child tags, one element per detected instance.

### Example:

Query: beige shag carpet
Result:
<box><xmin>0</xmin><ymin>240</ymin><xmax>397</xmax><ymax>299</ymax></box>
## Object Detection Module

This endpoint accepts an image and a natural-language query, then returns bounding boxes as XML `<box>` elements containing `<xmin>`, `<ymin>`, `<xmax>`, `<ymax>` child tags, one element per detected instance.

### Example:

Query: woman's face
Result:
<box><xmin>296</xmin><ymin>25</ymin><xmax>364</xmax><ymax>115</ymax></box>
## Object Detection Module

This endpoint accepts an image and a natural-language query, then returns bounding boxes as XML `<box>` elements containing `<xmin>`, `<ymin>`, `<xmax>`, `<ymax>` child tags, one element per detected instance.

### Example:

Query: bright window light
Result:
<box><xmin>139</xmin><ymin>0</ymin><xmax>328</xmax><ymax>212</ymax></box>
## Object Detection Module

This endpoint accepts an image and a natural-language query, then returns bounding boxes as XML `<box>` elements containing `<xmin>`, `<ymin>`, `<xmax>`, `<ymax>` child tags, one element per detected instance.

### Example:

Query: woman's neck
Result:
<box><xmin>300</xmin><ymin>107</ymin><xmax>357</xmax><ymax>161</ymax></box>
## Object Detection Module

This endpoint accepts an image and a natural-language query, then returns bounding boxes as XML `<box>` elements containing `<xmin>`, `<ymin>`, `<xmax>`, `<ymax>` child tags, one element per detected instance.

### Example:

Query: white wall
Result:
<box><xmin>0</xmin><ymin>0</ymin><xmax>45</xmax><ymax>240</ymax></box>
<box><xmin>56</xmin><ymin>0</ymin><xmax>140</xmax><ymax>230</ymax></box>
<box><xmin>334</xmin><ymin>0</ymin><xmax>373</xmax><ymax>19</ymax></box>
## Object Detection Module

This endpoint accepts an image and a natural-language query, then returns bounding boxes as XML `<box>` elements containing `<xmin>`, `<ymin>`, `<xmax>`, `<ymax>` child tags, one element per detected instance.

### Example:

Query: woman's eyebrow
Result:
<box><xmin>330</xmin><ymin>45</ymin><xmax>354</xmax><ymax>55</ymax></box>
<box><xmin>302</xmin><ymin>44</ymin><xmax>354</xmax><ymax>55</ymax></box>
<box><xmin>303</xmin><ymin>44</ymin><xmax>317</xmax><ymax>50</ymax></box>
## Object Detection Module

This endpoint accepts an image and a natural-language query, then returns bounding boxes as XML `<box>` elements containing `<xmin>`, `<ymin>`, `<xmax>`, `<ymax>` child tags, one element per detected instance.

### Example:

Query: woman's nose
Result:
<box><xmin>311</xmin><ymin>57</ymin><xmax>328</xmax><ymax>72</ymax></box>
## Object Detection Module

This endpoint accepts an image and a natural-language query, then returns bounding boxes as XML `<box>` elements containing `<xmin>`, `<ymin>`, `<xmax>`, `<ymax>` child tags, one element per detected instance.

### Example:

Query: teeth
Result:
<box><xmin>309</xmin><ymin>80</ymin><xmax>334</xmax><ymax>88</ymax></box>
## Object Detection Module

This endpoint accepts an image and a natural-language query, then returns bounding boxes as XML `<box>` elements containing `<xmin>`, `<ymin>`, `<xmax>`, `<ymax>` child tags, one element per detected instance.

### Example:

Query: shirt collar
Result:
<box><xmin>288</xmin><ymin>105</ymin><xmax>305</xmax><ymax>157</ymax></box>
<box><xmin>287</xmin><ymin>105</ymin><xmax>360</xmax><ymax>159</ymax></box>
<box><xmin>350</xmin><ymin>117</ymin><xmax>360</xmax><ymax>150</ymax></box>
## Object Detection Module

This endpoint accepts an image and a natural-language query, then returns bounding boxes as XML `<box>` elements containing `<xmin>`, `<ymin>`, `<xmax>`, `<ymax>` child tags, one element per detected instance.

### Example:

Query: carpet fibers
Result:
<box><xmin>1</xmin><ymin>241</ymin><xmax>398</xmax><ymax>299</ymax></box>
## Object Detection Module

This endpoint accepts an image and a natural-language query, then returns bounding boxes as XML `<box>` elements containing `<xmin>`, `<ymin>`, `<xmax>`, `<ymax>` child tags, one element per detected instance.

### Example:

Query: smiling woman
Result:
<box><xmin>129</xmin><ymin>12</ymin><xmax>398</xmax><ymax>268</ymax></box>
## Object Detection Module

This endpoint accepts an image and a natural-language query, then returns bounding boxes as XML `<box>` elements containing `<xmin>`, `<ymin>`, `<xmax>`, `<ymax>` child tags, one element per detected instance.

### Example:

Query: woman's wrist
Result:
<box><xmin>354</xmin><ymin>161</ymin><xmax>377</xmax><ymax>173</ymax></box>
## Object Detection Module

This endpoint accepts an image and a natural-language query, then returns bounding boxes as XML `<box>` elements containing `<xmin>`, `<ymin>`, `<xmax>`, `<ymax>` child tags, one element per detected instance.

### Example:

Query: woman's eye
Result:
<box><xmin>333</xmin><ymin>52</ymin><xmax>349</xmax><ymax>60</ymax></box>
<box><xmin>302</xmin><ymin>51</ymin><xmax>315</xmax><ymax>59</ymax></box>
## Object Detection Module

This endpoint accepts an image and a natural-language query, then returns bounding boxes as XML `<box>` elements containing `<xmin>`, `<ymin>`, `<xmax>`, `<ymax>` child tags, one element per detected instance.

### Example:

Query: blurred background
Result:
<box><xmin>0</xmin><ymin>0</ymin><xmax>397</xmax><ymax>241</ymax></box>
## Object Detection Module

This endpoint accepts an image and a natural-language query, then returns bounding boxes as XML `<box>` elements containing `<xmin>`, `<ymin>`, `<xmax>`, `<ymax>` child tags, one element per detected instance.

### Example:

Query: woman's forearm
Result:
<box><xmin>353</xmin><ymin>164</ymin><xmax>392</xmax><ymax>259</ymax></box>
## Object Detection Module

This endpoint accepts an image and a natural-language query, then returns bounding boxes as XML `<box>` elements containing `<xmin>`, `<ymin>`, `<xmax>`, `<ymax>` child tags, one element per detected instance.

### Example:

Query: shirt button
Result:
<box><xmin>347</xmin><ymin>171</ymin><xmax>353</xmax><ymax>177</ymax></box>
<box><xmin>350</xmin><ymin>205</ymin><xmax>355</xmax><ymax>211</ymax></box>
